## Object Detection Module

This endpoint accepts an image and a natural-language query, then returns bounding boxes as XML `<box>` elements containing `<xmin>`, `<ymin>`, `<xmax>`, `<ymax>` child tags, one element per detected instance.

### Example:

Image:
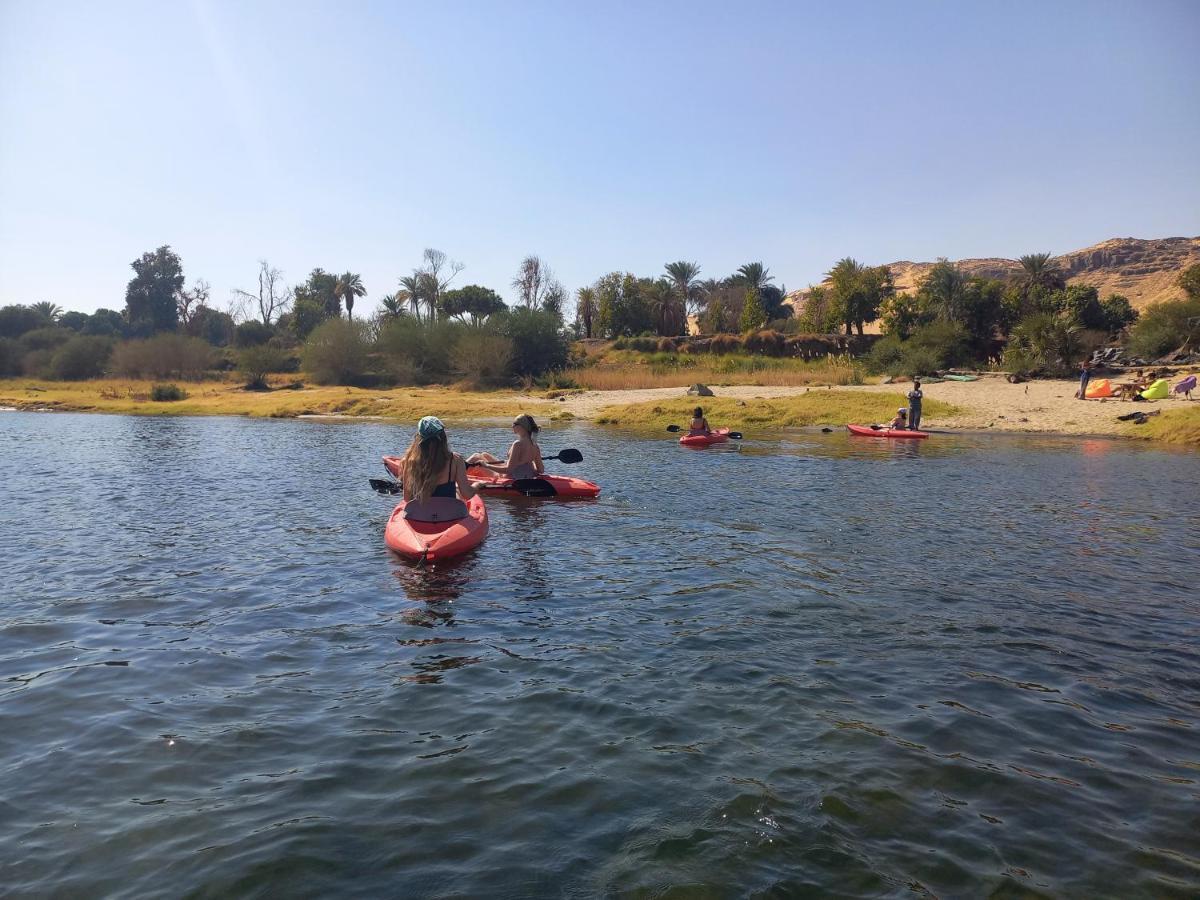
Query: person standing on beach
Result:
<box><xmin>1077</xmin><ymin>359</ymin><xmax>1092</xmax><ymax>400</ymax></box>
<box><xmin>907</xmin><ymin>379</ymin><xmax>923</xmax><ymax>431</ymax></box>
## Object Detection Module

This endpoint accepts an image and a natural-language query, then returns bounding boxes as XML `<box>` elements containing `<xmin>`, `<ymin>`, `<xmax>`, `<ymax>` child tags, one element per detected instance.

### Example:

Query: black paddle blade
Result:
<box><xmin>369</xmin><ymin>478</ymin><xmax>402</xmax><ymax>495</ymax></box>
<box><xmin>727</xmin><ymin>431</ymin><xmax>743</xmax><ymax>440</ymax></box>
<box><xmin>548</xmin><ymin>448</ymin><xmax>583</xmax><ymax>464</ymax></box>
<box><xmin>665</xmin><ymin>424</ymin><xmax>683</xmax><ymax>432</ymax></box>
<box><xmin>513</xmin><ymin>478</ymin><xmax>558</xmax><ymax>497</ymax></box>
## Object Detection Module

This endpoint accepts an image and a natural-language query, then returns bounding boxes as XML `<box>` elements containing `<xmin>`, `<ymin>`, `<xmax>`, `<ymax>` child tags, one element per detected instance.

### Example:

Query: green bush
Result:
<box><xmin>50</xmin><ymin>335</ymin><xmax>113</xmax><ymax>379</ymax></box>
<box><xmin>0</xmin><ymin>305</ymin><xmax>46</xmax><ymax>339</ymax></box>
<box><xmin>1003</xmin><ymin>313</ymin><xmax>1081</xmax><ymax>376</ymax></box>
<box><xmin>864</xmin><ymin>321</ymin><xmax>974</xmax><ymax>375</ymax></box>
<box><xmin>451</xmin><ymin>329</ymin><xmax>514</xmax><ymax>387</ymax></box>
<box><xmin>375</xmin><ymin>317</ymin><xmax>463</xmax><ymax>385</ymax></box>
<box><xmin>20</xmin><ymin>327</ymin><xmax>71</xmax><ymax>353</ymax></box>
<box><xmin>150</xmin><ymin>383</ymin><xmax>187</xmax><ymax>401</ymax></box>
<box><xmin>499</xmin><ymin>308</ymin><xmax>569</xmax><ymax>376</ymax></box>
<box><xmin>302</xmin><ymin>317</ymin><xmax>375</xmax><ymax>385</ymax></box>
<box><xmin>238</xmin><ymin>343</ymin><xmax>290</xmax><ymax>389</ymax></box>
<box><xmin>111</xmin><ymin>334</ymin><xmax>215</xmax><ymax>379</ymax></box>
<box><xmin>1126</xmin><ymin>298</ymin><xmax>1200</xmax><ymax>360</ymax></box>
<box><xmin>22</xmin><ymin>349</ymin><xmax>54</xmax><ymax>377</ymax></box>
<box><xmin>0</xmin><ymin>337</ymin><xmax>22</xmax><ymax>376</ymax></box>
<box><xmin>235</xmin><ymin>321</ymin><xmax>274</xmax><ymax>348</ymax></box>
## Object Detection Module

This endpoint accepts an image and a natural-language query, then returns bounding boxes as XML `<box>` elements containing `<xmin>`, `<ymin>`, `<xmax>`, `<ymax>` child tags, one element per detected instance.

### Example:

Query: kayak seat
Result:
<box><xmin>403</xmin><ymin>497</ymin><xmax>469</xmax><ymax>522</ymax></box>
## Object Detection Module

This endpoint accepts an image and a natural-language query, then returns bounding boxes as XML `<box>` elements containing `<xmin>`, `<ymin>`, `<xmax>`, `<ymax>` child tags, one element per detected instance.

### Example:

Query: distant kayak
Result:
<box><xmin>467</xmin><ymin>465</ymin><xmax>600</xmax><ymax>499</ymax></box>
<box><xmin>385</xmin><ymin>495</ymin><xmax>488</xmax><ymax>562</ymax></box>
<box><xmin>846</xmin><ymin>424</ymin><xmax>929</xmax><ymax>440</ymax></box>
<box><xmin>679</xmin><ymin>427</ymin><xmax>731</xmax><ymax>447</ymax></box>
<box><xmin>941</xmin><ymin>374</ymin><xmax>979</xmax><ymax>382</ymax></box>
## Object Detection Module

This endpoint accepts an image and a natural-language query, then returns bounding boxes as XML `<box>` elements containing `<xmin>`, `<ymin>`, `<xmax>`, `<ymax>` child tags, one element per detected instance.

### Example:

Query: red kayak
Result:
<box><xmin>385</xmin><ymin>495</ymin><xmax>488</xmax><ymax>562</ymax></box>
<box><xmin>466</xmin><ymin>466</ymin><xmax>600</xmax><ymax>499</ymax></box>
<box><xmin>846</xmin><ymin>424</ymin><xmax>928</xmax><ymax>440</ymax></box>
<box><xmin>679</xmin><ymin>427</ymin><xmax>732</xmax><ymax>448</ymax></box>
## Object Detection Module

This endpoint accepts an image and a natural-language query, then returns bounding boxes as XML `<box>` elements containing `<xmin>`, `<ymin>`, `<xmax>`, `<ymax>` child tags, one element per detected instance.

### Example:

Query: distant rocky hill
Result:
<box><xmin>788</xmin><ymin>236</ymin><xmax>1200</xmax><ymax>319</ymax></box>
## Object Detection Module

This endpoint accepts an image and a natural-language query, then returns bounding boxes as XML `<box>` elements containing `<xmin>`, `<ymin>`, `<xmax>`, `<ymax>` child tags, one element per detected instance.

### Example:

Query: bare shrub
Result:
<box><xmin>111</xmin><ymin>335</ymin><xmax>215</xmax><ymax>379</ymax></box>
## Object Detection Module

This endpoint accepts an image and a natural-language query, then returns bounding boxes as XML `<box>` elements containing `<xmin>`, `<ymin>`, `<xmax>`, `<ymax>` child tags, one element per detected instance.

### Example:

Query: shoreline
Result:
<box><xmin>1</xmin><ymin>376</ymin><xmax>1197</xmax><ymax>445</ymax></box>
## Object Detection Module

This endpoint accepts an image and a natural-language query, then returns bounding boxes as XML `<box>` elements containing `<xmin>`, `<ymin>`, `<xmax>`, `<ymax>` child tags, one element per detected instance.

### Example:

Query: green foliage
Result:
<box><xmin>1126</xmin><ymin>297</ymin><xmax>1200</xmax><ymax>360</ymax></box>
<box><xmin>0</xmin><ymin>305</ymin><xmax>45</xmax><ymax>339</ymax></box>
<box><xmin>795</xmin><ymin>286</ymin><xmax>839</xmax><ymax>333</ymax></box>
<box><xmin>237</xmin><ymin>343</ymin><xmax>290</xmax><ymax>389</ymax></box>
<box><xmin>334</xmin><ymin>272</ymin><xmax>366</xmax><ymax>319</ymax></box>
<box><xmin>594</xmin><ymin>272</ymin><xmax>655</xmax><ymax>337</ymax></box>
<box><xmin>291</xmin><ymin>269</ymin><xmax>340</xmax><ymax>338</ymax></box>
<box><xmin>235</xmin><ymin>320</ymin><xmax>274</xmax><ymax>347</ymax></box>
<box><xmin>1003</xmin><ymin>313</ymin><xmax>1081</xmax><ymax>376</ymax></box>
<box><xmin>59</xmin><ymin>311</ymin><xmax>89</xmax><ymax>332</ymax></box>
<box><xmin>83</xmin><ymin>309</ymin><xmax>126</xmax><ymax>337</ymax></box>
<box><xmin>375</xmin><ymin>316</ymin><xmax>462</xmax><ymax>384</ymax></box>
<box><xmin>1099</xmin><ymin>294</ymin><xmax>1137</xmax><ymax>335</ymax></box>
<box><xmin>866</xmin><ymin>320</ymin><xmax>973</xmax><ymax>375</ymax></box>
<box><xmin>1180</xmin><ymin>264</ymin><xmax>1200</xmax><ymax>301</ymax></box>
<box><xmin>111</xmin><ymin>334</ymin><xmax>215</xmax><ymax>379</ymax></box>
<box><xmin>124</xmin><ymin>245</ymin><xmax>184</xmax><ymax>336</ymax></box>
<box><xmin>442</xmin><ymin>285</ymin><xmax>507</xmax><ymax>324</ymax></box>
<box><xmin>664</xmin><ymin>261</ymin><xmax>702</xmax><ymax>315</ymax></box>
<box><xmin>30</xmin><ymin>301</ymin><xmax>62</xmax><ymax>325</ymax></box>
<box><xmin>709</xmin><ymin>334</ymin><xmax>742</xmax><ymax>355</ymax></box>
<box><xmin>50</xmin><ymin>335</ymin><xmax>113</xmax><ymax>379</ymax></box>
<box><xmin>612</xmin><ymin>336</ymin><xmax>659</xmax><ymax>351</ymax></box>
<box><xmin>301</xmin><ymin>318</ymin><xmax>374</xmax><ymax>385</ymax></box>
<box><xmin>826</xmin><ymin>258</ymin><xmax>892</xmax><ymax>335</ymax></box>
<box><xmin>451</xmin><ymin>329</ymin><xmax>514</xmax><ymax>387</ymax></box>
<box><xmin>150</xmin><ymin>383</ymin><xmax>188</xmax><ymax>401</ymax></box>
<box><xmin>0</xmin><ymin>337</ymin><xmax>22</xmax><ymax>376</ymax></box>
<box><xmin>739</xmin><ymin>288</ymin><xmax>767</xmax><ymax>332</ymax></box>
<box><xmin>186</xmin><ymin>306</ymin><xmax>237</xmax><ymax>346</ymax></box>
<box><xmin>20</xmin><ymin>327</ymin><xmax>70</xmax><ymax>353</ymax></box>
<box><xmin>498</xmin><ymin>307</ymin><xmax>569</xmax><ymax>376</ymax></box>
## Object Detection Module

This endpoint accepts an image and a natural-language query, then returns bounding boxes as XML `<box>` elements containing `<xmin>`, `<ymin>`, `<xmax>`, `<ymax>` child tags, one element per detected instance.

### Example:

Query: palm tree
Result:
<box><xmin>1018</xmin><ymin>252</ymin><xmax>1063</xmax><ymax>296</ymax></box>
<box><xmin>664</xmin><ymin>261</ymin><xmax>702</xmax><ymax>315</ymax></box>
<box><xmin>398</xmin><ymin>274</ymin><xmax>423</xmax><ymax>322</ymax></box>
<box><xmin>334</xmin><ymin>272</ymin><xmax>366</xmax><ymax>319</ymax></box>
<box><xmin>31</xmin><ymin>301</ymin><xmax>62</xmax><ymax>324</ymax></box>
<box><xmin>736</xmin><ymin>262</ymin><xmax>773</xmax><ymax>292</ymax></box>
<box><xmin>826</xmin><ymin>258</ymin><xmax>865</xmax><ymax>335</ymax></box>
<box><xmin>576</xmin><ymin>287</ymin><xmax>597</xmax><ymax>339</ymax></box>
<box><xmin>380</xmin><ymin>294</ymin><xmax>405</xmax><ymax>319</ymax></box>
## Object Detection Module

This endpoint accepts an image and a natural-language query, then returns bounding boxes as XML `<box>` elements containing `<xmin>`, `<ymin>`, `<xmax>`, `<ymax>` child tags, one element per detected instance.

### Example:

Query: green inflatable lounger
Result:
<box><xmin>1140</xmin><ymin>378</ymin><xmax>1169</xmax><ymax>400</ymax></box>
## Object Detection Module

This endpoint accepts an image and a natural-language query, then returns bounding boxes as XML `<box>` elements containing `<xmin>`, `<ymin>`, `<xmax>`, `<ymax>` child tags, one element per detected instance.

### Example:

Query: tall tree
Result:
<box><xmin>442</xmin><ymin>285</ymin><xmax>506</xmax><ymax>325</ymax></box>
<box><xmin>124</xmin><ymin>245</ymin><xmax>184</xmax><ymax>335</ymax></box>
<box><xmin>541</xmin><ymin>279</ymin><xmax>568</xmax><ymax>322</ymax></box>
<box><xmin>291</xmin><ymin>268</ymin><xmax>339</xmax><ymax>338</ymax></box>
<box><xmin>512</xmin><ymin>255</ymin><xmax>551</xmax><ymax>310</ymax></box>
<box><xmin>334</xmin><ymin>272</ymin><xmax>366</xmax><ymax>319</ymax></box>
<box><xmin>380</xmin><ymin>294</ymin><xmax>405</xmax><ymax>319</ymax></box>
<box><xmin>397</xmin><ymin>274</ymin><xmax>424</xmax><ymax>322</ymax></box>
<box><xmin>234</xmin><ymin>261</ymin><xmax>292</xmax><ymax>326</ymax></box>
<box><xmin>177</xmin><ymin>279</ymin><xmax>210</xmax><ymax>325</ymax></box>
<box><xmin>418</xmin><ymin>248</ymin><xmax>463</xmax><ymax>320</ymax></box>
<box><xmin>740</xmin><ymin>287</ymin><xmax>767</xmax><ymax>332</ymax></box>
<box><xmin>30</xmin><ymin>301</ymin><xmax>63</xmax><ymax>325</ymax></box>
<box><xmin>664</xmin><ymin>261</ymin><xmax>702</xmax><ymax>315</ymax></box>
<box><xmin>576</xmin><ymin>286</ymin><xmax>597</xmax><ymax>339</ymax></box>
<box><xmin>1017</xmin><ymin>252</ymin><xmax>1065</xmax><ymax>314</ymax></box>
<box><xmin>736</xmin><ymin>262</ymin><xmax>773</xmax><ymax>292</ymax></box>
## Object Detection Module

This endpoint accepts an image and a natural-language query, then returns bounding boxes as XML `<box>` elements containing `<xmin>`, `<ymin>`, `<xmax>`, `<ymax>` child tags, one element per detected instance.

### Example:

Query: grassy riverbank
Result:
<box><xmin>0</xmin><ymin>378</ymin><xmax>552</xmax><ymax>421</ymax></box>
<box><xmin>593</xmin><ymin>390</ymin><xmax>961</xmax><ymax>430</ymax></box>
<box><xmin>1127</xmin><ymin>406</ymin><xmax>1200</xmax><ymax>446</ymax></box>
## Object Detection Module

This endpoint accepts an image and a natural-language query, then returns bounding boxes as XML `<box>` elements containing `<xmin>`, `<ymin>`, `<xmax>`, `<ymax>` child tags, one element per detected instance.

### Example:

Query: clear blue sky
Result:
<box><xmin>2</xmin><ymin>0</ymin><xmax>1197</xmax><ymax>315</ymax></box>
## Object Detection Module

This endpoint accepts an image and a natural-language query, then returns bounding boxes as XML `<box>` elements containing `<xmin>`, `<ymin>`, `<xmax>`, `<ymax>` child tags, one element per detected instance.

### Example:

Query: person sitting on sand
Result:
<box><xmin>399</xmin><ymin>416</ymin><xmax>477</xmax><ymax>506</ymax></box>
<box><xmin>689</xmin><ymin>406</ymin><xmax>711</xmax><ymax>435</ymax></box>
<box><xmin>466</xmin><ymin>414</ymin><xmax>544</xmax><ymax>480</ymax></box>
<box><xmin>887</xmin><ymin>408</ymin><xmax>908</xmax><ymax>430</ymax></box>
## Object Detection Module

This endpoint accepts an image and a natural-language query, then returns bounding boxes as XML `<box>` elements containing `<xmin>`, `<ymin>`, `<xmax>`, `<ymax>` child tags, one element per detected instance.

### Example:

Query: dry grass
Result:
<box><xmin>571</xmin><ymin>353</ymin><xmax>862</xmax><ymax>390</ymax></box>
<box><xmin>0</xmin><ymin>377</ymin><xmax>551</xmax><ymax>421</ymax></box>
<box><xmin>594</xmin><ymin>391</ymin><xmax>961</xmax><ymax>430</ymax></box>
<box><xmin>1126</xmin><ymin>405</ymin><xmax>1200</xmax><ymax>446</ymax></box>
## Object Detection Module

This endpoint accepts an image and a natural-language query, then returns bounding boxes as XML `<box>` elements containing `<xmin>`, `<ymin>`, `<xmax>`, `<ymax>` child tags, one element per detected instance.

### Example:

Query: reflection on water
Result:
<box><xmin>1</xmin><ymin>412</ymin><xmax>1198</xmax><ymax>897</ymax></box>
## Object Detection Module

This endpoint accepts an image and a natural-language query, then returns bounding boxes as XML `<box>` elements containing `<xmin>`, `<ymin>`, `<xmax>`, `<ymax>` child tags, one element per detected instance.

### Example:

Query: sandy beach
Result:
<box><xmin>545</xmin><ymin>373</ymin><xmax>1199</xmax><ymax>437</ymax></box>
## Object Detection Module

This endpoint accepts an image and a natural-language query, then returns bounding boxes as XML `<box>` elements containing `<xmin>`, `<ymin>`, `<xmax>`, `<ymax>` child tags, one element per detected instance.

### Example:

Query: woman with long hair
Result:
<box><xmin>400</xmin><ymin>416</ymin><xmax>478</xmax><ymax>504</ymax></box>
<box><xmin>467</xmin><ymin>414</ymin><xmax>544</xmax><ymax>480</ymax></box>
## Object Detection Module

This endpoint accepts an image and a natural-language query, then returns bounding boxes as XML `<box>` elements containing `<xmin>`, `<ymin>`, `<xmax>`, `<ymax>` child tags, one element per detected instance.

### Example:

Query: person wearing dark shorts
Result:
<box><xmin>1078</xmin><ymin>360</ymin><xmax>1091</xmax><ymax>400</ymax></box>
<box><xmin>907</xmin><ymin>379</ymin><xmax>923</xmax><ymax>431</ymax></box>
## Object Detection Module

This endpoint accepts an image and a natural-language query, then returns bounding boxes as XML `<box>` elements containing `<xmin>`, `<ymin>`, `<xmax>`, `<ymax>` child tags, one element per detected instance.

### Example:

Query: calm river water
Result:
<box><xmin>2</xmin><ymin>412</ymin><xmax>1198</xmax><ymax>898</ymax></box>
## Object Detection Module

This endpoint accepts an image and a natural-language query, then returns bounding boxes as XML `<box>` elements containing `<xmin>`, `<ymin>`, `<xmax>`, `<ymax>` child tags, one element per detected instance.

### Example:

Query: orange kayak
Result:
<box><xmin>846</xmin><ymin>424</ymin><xmax>928</xmax><ymax>440</ymax></box>
<box><xmin>679</xmin><ymin>427</ymin><xmax>731</xmax><ymax>447</ymax></box>
<box><xmin>384</xmin><ymin>495</ymin><xmax>488</xmax><ymax>562</ymax></box>
<box><xmin>466</xmin><ymin>466</ymin><xmax>600</xmax><ymax>499</ymax></box>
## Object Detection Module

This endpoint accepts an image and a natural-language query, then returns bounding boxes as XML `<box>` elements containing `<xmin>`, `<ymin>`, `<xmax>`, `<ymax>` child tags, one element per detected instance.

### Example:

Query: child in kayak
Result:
<box><xmin>399</xmin><ymin>416</ymin><xmax>478</xmax><ymax>505</ymax></box>
<box><xmin>689</xmin><ymin>407</ymin><xmax>711</xmax><ymax>435</ymax></box>
<box><xmin>887</xmin><ymin>408</ymin><xmax>908</xmax><ymax>430</ymax></box>
<box><xmin>467</xmin><ymin>414</ymin><xmax>544</xmax><ymax>480</ymax></box>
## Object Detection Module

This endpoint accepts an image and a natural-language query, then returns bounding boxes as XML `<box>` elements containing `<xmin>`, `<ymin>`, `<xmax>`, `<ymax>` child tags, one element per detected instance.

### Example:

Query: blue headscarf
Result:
<box><xmin>417</xmin><ymin>416</ymin><xmax>445</xmax><ymax>439</ymax></box>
